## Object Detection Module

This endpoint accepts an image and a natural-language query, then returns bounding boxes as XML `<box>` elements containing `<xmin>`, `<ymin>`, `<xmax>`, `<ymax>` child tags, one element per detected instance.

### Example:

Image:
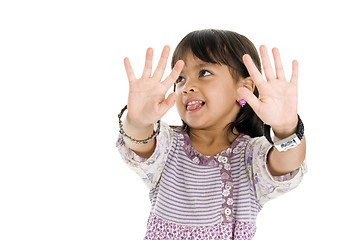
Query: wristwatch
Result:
<box><xmin>264</xmin><ymin>115</ymin><xmax>304</xmax><ymax>152</ymax></box>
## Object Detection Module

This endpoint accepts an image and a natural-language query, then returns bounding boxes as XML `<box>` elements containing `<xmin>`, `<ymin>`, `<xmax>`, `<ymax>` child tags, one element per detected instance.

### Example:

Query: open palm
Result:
<box><xmin>238</xmin><ymin>45</ymin><xmax>299</xmax><ymax>134</ymax></box>
<box><xmin>124</xmin><ymin>46</ymin><xmax>184</xmax><ymax>126</ymax></box>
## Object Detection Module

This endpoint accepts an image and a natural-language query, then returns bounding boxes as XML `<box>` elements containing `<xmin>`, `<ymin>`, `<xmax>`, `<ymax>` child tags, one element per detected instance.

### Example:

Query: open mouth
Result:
<box><xmin>186</xmin><ymin>100</ymin><xmax>205</xmax><ymax>112</ymax></box>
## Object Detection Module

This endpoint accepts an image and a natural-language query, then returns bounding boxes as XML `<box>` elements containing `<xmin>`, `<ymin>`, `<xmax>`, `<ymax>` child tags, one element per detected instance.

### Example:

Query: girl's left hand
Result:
<box><xmin>237</xmin><ymin>45</ymin><xmax>299</xmax><ymax>138</ymax></box>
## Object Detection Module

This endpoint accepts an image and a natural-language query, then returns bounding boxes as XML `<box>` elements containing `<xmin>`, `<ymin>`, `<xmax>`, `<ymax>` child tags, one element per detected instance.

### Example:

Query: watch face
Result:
<box><xmin>274</xmin><ymin>133</ymin><xmax>301</xmax><ymax>152</ymax></box>
<box><xmin>281</xmin><ymin>138</ymin><xmax>300</xmax><ymax>148</ymax></box>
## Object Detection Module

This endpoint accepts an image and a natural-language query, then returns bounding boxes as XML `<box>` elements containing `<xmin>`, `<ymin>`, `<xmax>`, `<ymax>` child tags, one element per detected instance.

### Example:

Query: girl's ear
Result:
<box><xmin>237</xmin><ymin>76</ymin><xmax>255</xmax><ymax>92</ymax></box>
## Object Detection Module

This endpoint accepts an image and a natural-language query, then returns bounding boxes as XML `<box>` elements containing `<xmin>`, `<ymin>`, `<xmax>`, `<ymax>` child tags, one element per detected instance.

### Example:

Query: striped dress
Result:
<box><xmin>116</xmin><ymin>122</ymin><xmax>307</xmax><ymax>240</ymax></box>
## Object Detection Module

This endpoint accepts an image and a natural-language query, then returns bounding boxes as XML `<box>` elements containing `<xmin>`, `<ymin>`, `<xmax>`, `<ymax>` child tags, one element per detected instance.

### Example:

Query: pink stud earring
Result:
<box><xmin>238</xmin><ymin>99</ymin><xmax>246</xmax><ymax>106</ymax></box>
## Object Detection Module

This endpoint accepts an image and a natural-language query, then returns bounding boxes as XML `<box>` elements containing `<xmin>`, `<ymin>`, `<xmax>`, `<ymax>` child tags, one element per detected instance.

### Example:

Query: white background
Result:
<box><xmin>0</xmin><ymin>0</ymin><xmax>360</xmax><ymax>239</ymax></box>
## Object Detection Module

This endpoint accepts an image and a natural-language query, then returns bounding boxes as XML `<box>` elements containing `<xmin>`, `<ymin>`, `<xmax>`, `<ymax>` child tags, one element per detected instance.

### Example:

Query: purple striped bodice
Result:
<box><xmin>149</xmin><ymin>128</ymin><xmax>260</xmax><ymax>226</ymax></box>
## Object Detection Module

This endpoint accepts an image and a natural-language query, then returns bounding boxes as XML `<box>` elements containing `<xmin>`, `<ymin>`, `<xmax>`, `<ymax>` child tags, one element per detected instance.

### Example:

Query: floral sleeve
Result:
<box><xmin>245</xmin><ymin>136</ymin><xmax>307</xmax><ymax>206</ymax></box>
<box><xmin>115</xmin><ymin>121</ymin><xmax>173</xmax><ymax>189</ymax></box>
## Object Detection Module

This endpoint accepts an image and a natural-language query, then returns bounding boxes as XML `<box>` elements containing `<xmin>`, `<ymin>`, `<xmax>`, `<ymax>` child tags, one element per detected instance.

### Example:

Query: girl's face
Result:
<box><xmin>175</xmin><ymin>52</ymin><xmax>242</xmax><ymax>131</ymax></box>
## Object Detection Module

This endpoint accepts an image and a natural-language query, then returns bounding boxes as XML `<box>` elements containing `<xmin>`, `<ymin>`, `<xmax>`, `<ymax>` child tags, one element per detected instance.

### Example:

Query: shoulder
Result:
<box><xmin>169</xmin><ymin>124</ymin><xmax>184</xmax><ymax>133</ymax></box>
<box><xmin>157</xmin><ymin>123</ymin><xmax>187</xmax><ymax>150</ymax></box>
<box><xmin>231</xmin><ymin>133</ymin><xmax>252</xmax><ymax>152</ymax></box>
<box><xmin>245</xmin><ymin>136</ymin><xmax>271</xmax><ymax>152</ymax></box>
<box><xmin>168</xmin><ymin>124</ymin><xmax>187</xmax><ymax>141</ymax></box>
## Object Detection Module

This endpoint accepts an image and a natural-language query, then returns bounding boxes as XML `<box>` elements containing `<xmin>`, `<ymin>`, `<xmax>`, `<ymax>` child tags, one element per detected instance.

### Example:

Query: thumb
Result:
<box><xmin>237</xmin><ymin>87</ymin><xmax>260</xmax><ymax>111</ymax></box>
<box><xmin>160</xmin><ymin>92</ymin><xmax>176</xmax><ymax>115</ymax></box>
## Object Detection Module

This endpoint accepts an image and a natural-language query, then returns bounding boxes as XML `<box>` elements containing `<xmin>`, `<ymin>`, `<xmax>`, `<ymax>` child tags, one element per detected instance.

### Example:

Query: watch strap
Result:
<box><xmin>264</xmin><ymin>114</ymin><xmax>304</xmax><ymax>151</ymax></box>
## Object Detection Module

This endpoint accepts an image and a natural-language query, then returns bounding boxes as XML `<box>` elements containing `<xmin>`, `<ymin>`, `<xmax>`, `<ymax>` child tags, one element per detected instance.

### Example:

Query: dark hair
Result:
<box><xmin>171</xmin><ymin>29</ymin><xmax>263</xmax><ymax>138</ymax></box>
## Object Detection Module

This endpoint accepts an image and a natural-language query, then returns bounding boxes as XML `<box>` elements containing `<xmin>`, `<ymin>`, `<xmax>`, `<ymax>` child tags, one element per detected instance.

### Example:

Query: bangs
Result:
<box><xmin>171</xmin><ymin>29</ymin><xmax>234</xmax><ymax>68</ymax></box>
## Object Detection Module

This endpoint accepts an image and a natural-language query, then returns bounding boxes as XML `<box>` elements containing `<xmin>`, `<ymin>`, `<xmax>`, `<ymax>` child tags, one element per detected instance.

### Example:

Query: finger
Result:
<box><xmin>158</xmin><ymin>92</ymin><xmax>176</xmax><ymax>118</ymax></box>
<box><xmin>124</xmin><ymin>57</ymin><xmax>136</xmax><ymax>82</ymax></box>
<box><xmin>162</xmin><ymin>60</ymin><xmax>184</xmax><ymax>90</ymax></box>
<box><xmin>259</xmin><ymin>45</ymin><xmax>275</xmax><ymax>81</ymax></box>
<box><xmin>237</xmin><ymin>87</ymin><xmax>261</xmax><ymax>114</ymax></box>
<box><xmin>160</xmin><ymin>92</ymin><xmax>176</xmax><ymax>115</ymax></box>
<box><xmin>152</xmin><ymin>45</ymin><xmax>171</xmax><ymax>81</ymax></box>
<box><xmin>142</xmin><ymin>48</ymin><xmax>153</xmax><ymax>78</ymax></box>
<box><xmin>290</xmin><ymin>60</ymin><xmax>299</xmax><ymax>85</ymax></box>
<box><xmin>243</xmin><ymin>54</ymin><xmax>265</xmax><ymax>90</ymax></box>
<box><xmin>272</xmin><ymin>47</ymin><xmax>286</xmax><ymax>80</ymax></box>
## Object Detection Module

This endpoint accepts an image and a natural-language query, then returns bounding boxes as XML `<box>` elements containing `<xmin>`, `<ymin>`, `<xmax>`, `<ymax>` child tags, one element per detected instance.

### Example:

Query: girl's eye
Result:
<box><xmin>176</xmin><ymin>76</ymin><xmax>185</xmax><ymax>84</ymax></box>
<box><xmin>200</xmin><ymin>70</ymin><xmax>211</xmax><ymax>77</ymax></box>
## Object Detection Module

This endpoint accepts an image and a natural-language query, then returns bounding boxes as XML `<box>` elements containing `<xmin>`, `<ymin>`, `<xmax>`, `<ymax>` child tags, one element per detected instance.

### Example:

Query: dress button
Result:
<box><xmin>221</xmin><ymin>156</ymin><xmax>228</xmax><ymax>163</ymax></box>
<box><xmin>225</xmin><ymin>183</ymin><xmax>232</xmax><ymax>190</ymax></box>
<box><xmin>225</xmin><ymin>208</ymin><xmax>231</xmax><ymax>216</ymax></box>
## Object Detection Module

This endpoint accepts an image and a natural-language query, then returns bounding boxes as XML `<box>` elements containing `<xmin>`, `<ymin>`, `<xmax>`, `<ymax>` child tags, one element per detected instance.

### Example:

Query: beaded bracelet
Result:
<box><xmin>118</xmin><ymin>105</ymin><xmax>161</xmax><ymax>144</ymax></box>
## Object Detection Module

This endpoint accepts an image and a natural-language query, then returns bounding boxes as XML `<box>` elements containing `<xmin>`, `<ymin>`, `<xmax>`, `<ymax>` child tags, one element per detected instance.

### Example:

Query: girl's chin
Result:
<box><xmin>182</xmin><ymin>120</ymin><xmax>208</xmax><ymax>130</ymax></box>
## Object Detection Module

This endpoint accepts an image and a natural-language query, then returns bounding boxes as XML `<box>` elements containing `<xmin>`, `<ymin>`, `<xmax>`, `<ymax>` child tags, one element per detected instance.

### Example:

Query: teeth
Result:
<box><xmin>187</xmin><ymin>100</ymin><xmax>203</xmax><ymax>106</ymax></box>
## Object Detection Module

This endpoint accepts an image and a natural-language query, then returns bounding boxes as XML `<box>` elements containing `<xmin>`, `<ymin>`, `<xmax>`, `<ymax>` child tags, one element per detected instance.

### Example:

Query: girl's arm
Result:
<box><xmin>121</xmin><ymin>46</ymin><xmax>184</xmax><ymax>158</ymax></box>
<box><xmin>238</xmin><ymin>45</ymin><xmax>306</xmax><ymax>176</ymax></box>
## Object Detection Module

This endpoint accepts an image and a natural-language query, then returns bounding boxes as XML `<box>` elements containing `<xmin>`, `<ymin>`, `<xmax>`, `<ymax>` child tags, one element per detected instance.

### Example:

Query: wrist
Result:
<box><xmin>271</xmin><ymin>123</ymin><xmax>298</xmax><ymax>140</ymax></box>
<box><xmin>264</xmin><ymin>114</ymin><xmax>304</xmax><ymax>152</ymax></box>
<box><xmin>125</xmin><ymin>114</ymin><xmax>154</xmax><ymax>130</ymax></box>
<box><xmin>270</xmin><ymin>115</ymin><xmax>298</xmax><ymax>140</ymax></box>
<box><xmin>118</xmin><ymin>105</ymin><xmax>160</xmax><ymax>145</ymax></box>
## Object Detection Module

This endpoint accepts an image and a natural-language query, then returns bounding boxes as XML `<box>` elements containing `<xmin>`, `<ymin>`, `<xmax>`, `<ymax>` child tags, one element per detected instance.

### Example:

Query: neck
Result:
<box><xmin>188</xmin><ymin>126</ymin><xmax>239</xmax><ymax>147</ymax></box>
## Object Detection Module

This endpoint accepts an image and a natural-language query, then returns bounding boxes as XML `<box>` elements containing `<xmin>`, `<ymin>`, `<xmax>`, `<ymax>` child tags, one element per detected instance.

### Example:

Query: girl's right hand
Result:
<box><xmin>124</xmin><ymin>46</ymin><xmax>184</xmax><ymax>127</ymax></box>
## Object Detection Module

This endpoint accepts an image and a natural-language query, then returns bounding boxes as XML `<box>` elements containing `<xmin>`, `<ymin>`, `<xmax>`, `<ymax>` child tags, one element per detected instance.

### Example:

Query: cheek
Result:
<box><xmin>214</xmin><ymin>95</ymin><xmax>238</xmax><ymax>110</ymax></box>
<box><xmin>207</xmin><ymin>86</ymin><xmax>236</xmax><ymax>103</ymax></box>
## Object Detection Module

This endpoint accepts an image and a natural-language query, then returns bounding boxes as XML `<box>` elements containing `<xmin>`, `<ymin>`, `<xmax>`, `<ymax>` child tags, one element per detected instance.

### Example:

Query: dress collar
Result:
<box><xmin>173</xmin><ymin>127</ymin><xmax>248</xmax><ymax>167</ymax></box>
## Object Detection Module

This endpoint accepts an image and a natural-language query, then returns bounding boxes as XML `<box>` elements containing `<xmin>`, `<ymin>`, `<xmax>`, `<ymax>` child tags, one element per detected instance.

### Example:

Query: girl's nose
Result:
<box><xmin>182</xmin><ymin>79</ymin><xmax>198</xmax><ymax>94</ymax></box>
<box><xmin>183</xmin><ymin>88</ymin><xmax>195</xmax><ymax>93</ymax></box>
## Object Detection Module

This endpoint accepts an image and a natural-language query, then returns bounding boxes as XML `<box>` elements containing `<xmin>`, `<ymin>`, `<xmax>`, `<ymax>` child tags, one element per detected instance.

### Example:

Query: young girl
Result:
<box><xmin>116</xmin><ymin>29</ymin><xmax>307</xmax><ymax>240</ymax></box>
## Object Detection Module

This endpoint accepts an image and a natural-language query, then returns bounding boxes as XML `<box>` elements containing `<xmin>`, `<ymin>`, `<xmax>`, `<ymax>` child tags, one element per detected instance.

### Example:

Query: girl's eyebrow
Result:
<box><xmin>180</xmin><ymin>62</ymin><xmax>216</xmax><ymax>74</ymax></box>
<box><xmin>196</xmin><ymin>63</ymin><xmax>209</xmax><ymax>68</ymax></box>
<box><xmin>191</xmin><ymin>63</ymin><xmax>214</xmax><ymax>70</ymax></box>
